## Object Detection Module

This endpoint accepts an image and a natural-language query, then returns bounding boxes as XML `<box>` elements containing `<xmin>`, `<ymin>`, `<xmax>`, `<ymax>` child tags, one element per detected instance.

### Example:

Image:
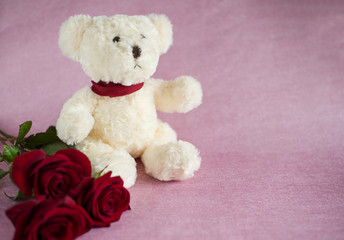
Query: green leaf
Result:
<box><xmin>0</xmin><ymin>169</ymin><xmax>8</xmax><ymax>179</ymax></box>
<box><xmin>67</xmin><ymin>144</ymin><xmax>76</xmax><ymax>149</ymax></box>
<box><xmin>25</xmin><ymin>126</ymin><xmax>60</xmax><ymax>149</ymax></box>
<box><xmin>15</xmin><ymin>121</ymin><xmax>32</xmax><ymax>146</ymax></box>
<box><xmin>94</xmin><ymin>166</ymin><xmax>108</xmax><ymax>179</ymax></box>
<box><xmin>4</xmin><ymin>189</ymin><xmax>32</xmax><ymax>201</ymax></box>
<box><xmin>42</xmin><ymin>141</ymin><xmax>70</xmax><ymax>156</ymax></box>
<box><xmin>8</xmin><ymin>163</ymin><xmax>15</xmax><ymax>185</ymax></box>
<box><xmin>2</xmin><ymin>145</ymin><xmax>20</xmax><ymax>163</ymax></box>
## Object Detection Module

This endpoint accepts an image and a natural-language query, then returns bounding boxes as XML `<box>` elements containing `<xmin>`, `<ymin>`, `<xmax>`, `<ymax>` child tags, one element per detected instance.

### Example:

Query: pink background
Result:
<box><xmin>1</xmin><ymin>0</ymin><xmax>344</xmax><ymax>239</ymax></box>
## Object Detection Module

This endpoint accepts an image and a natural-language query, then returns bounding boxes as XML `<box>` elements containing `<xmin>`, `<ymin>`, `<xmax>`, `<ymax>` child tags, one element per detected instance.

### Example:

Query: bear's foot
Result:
<box><xmin>142</xmin><ymin>140</ymin><xmax>201</xmax><ymax>181</ymax></box>
<box><xmin>77</xmin><ymin>138</ymin><xmax>137</xmax><ymax>188</ymax></box>
<box><xmin>92</xmin><ymin>151</ymin><xmax>137</xmax><ymax>188</ymax></box>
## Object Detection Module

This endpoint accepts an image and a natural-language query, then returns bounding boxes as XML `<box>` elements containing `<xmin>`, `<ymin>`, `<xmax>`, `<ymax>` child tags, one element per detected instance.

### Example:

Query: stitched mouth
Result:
<box><xmin>134</xmin><ymin>64</ymin><xmax>142</xmax><ymax>69</ymax></box>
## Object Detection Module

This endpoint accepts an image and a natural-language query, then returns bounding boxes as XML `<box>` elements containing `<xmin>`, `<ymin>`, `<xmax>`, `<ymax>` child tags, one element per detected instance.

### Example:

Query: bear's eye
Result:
<box><xmin>141</xmin><ymin>34</ymin><xmax>146</xmax><ymax>39</ymax></box>
<box><xmin>113</xmin><ymin>36</ymin><xmax>120</xmax><ymax>42</ymax></box>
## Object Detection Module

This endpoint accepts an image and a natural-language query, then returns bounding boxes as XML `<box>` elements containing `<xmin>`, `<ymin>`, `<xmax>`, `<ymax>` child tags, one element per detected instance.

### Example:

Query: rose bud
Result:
<box><xmin>12</xmin><ymin>149</ymin><xmax>91</xmax><ymax>199</ymax></box>
<box><xmin>6</xmin><ymin>196</ymin><xmax>93</xmax><ymax>240</ymax></box>
<box><xmin>71</xmin><ymin>172</ymin><xmax>130</xmax><ymax>227</ymax></box>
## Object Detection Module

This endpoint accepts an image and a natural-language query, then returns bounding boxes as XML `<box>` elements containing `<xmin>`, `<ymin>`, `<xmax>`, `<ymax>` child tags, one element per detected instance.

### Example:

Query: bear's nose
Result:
<box><xmin>132</xmin><ymin>45</ymin><xmax>141</xmax><ymax>59</ymax></box>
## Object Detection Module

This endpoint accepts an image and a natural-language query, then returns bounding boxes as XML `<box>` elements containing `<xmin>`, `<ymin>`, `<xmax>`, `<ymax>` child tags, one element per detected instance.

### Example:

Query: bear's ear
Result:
<box><xmin>148</xmin><ymin>14</ymin><xmax>173</xmax><ymax>54</ymax></box>
<box><xmin>59</xmin><ymin>14</ymin><xmax>92</xmax><ymax>61</ymax></box>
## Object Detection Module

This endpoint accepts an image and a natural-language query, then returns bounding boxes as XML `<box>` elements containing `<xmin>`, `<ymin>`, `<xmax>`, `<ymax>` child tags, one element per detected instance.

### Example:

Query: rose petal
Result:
<box><xmin>69</xmin><ymin>177</ymin><xmax>94</xmax><ymax>203</ymax></box>
<box><xmin>56</xmin><ymin>149</ymin><xmax>92</xmax><ymax>177</ymax></box>
<box><xmin>32</xmin><ymin>153</ymin><xmax>71</xmax><ymax>175</ymax></box>
<box><xmin>8</xmin><ymin>197</ymin><xmax>93</xmax><ymax>240</ymax></box>
<box><xmin>11</xmin><ymin>150</ymin><xmax>46</xmax><ymax>196</ymax></box>
<box><xmin>33</xmin><ymin>169</ymin><xmax>54</xmax><ymax>198</ymax></box>
<box><xmin>6</xmin><ymin>201</ymin><xmax>36</xmax><ymax>225</ymax></box>
<box><xmin>78</xmin><ymin>172</ymin><xmax>130</xmax><ymax>227</ymax></box>
<box><xmin>32</xmin><ymin>153</ymin><xmax>89</xmax><ymax>199</ymax></box>
<box><xmin>37</xmin><ymin>218</ymin><xmax>70</xmax><ymax>240</ymax></box>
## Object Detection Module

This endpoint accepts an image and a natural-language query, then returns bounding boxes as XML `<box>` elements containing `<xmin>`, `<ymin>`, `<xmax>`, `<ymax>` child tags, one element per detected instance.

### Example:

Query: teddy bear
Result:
<box><xmin>56</xmin><ymin>14</ymin><xmax>203</xmax><ymax>188</ymax></box>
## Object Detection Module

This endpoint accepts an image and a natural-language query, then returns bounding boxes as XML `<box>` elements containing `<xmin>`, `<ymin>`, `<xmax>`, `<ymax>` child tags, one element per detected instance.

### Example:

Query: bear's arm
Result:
<box><xmin>148</xmin><ymin>76</ymin><xmax>203</xmax><ymax>113</ymax></box>
<box><xmin>56</xmin><ymin>86</ymin><xmax>97</xmax><ymax>145</ymax></box>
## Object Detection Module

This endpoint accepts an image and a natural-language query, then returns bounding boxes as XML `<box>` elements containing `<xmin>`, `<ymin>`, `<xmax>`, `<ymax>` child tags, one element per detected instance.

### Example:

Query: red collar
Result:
<box><xmin>91</xmin><ymin>80</ymin><xmax>144</xmax><ymax>97</ymax></box>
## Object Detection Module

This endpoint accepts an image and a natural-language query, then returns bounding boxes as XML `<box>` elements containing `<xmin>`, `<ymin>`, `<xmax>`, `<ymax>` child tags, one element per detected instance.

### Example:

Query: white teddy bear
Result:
<box><xmin>56</xmin><ymin>14</ymin><xmax>203</xmax><ymax>188</ymax></box>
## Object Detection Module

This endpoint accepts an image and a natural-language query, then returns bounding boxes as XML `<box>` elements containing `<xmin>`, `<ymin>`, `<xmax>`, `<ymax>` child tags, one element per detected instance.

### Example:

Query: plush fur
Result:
<box><xmin>56</xmin><ymin>14</ymin><xmax>203</xmax><ymax>188</ymax></box>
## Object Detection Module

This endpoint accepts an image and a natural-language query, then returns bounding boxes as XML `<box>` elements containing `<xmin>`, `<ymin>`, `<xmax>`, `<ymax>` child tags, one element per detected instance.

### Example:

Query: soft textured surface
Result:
<box><xmin>1</xmin><ymin>0</ymin><xmax>344</xmax><ymax>239</ymax></box>
<box><xmin>56</xmin><ymin>14</ymin><xmax>202</xmax><ymax>187</ymax></box>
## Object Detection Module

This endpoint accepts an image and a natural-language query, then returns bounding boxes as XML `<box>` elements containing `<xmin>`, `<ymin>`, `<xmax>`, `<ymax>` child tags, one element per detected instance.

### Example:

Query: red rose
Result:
<box><xmin>12</xmin><ymin>149</ymin><xmax>91</xmax><ymax>199</ymax></box>
<box><xmin>71</xmin><ymin>172</ymin><xmax>130</xmax><ymax>227</ymax></box>
<box><xmin>6</xmin><ymin>196</ymin><xmax>93</xmax><ymax>240</ymax></box>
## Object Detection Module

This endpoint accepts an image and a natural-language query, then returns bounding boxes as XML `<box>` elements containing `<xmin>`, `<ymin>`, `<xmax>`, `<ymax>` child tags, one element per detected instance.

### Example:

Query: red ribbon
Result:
<box><xmin>91</xmin><ymin>81</ymin><xmax>144</xmax><ymax>97</ymax></box>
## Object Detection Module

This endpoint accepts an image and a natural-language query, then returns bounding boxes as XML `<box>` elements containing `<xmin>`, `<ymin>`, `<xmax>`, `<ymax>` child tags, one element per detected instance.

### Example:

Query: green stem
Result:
<box><xmin>0</xmin><ymin>130</ymin><xmax>14</xmax><ymax>139</ymax></box>
<box><xmin>0</xmin><ymin>136</ymin><xmax>16</xmax><ymax>145</ymax></box>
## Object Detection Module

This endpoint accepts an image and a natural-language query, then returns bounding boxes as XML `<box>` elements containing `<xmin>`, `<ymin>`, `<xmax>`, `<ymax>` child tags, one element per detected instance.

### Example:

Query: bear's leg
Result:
<box><xmin>77</xmin><ymin>136</ymin><xmax>137</xmax><ymax>188</ymax></box>
<box><xmin>141</xmin><ymin>121</ymin><xmax>201</xmax><ymax>181</ymax></box>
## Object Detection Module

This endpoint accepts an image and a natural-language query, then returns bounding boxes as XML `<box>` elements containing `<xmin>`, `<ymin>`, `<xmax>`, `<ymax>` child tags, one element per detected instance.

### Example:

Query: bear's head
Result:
<box><xmin>59</xmin><ymin>14</ymin><xmax>173</xmax><ymax>86</ymax></box>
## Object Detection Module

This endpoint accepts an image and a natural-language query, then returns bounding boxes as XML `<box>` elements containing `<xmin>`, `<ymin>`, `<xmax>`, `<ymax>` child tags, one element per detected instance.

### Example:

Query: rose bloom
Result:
<box><xmin>6</xmin><ymin>196</ymin><xmax>93</xmax><ymax>240</ymax></box>
<box><xmin>71</xmin><ymin>172</ymin><xmax>130</xmax><ymax>227</ymax></box>
<box><xmin>11</xmin><ymin>149</ymin><xmax>91</xmax><ymax>199</ymax></box>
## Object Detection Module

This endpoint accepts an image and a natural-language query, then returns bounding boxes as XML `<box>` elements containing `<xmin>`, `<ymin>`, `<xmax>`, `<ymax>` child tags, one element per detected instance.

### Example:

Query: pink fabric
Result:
<box><xmin>1</xmin><ymin>0</ymin><xmax>344</xmax><ymax>239</ymax></box>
